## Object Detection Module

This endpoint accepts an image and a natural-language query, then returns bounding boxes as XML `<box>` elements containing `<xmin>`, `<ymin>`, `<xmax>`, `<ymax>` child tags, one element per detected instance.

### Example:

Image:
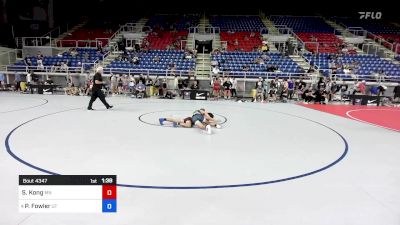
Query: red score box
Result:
<box><xmin>102</xmin><ymin>185</ymin><xmax>117</xmax><ymax>199</ymax></box>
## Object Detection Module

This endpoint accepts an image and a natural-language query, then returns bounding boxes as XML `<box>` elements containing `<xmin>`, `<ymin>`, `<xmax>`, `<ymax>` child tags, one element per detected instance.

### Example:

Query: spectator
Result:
<box><xmin>122</xmin><ymin>75</ymin><xmax>129</xmax><ymax>93</ymax></box>
<box><xmin>302</xmin><ymin>87</ymin><xmax>315</xmax><ymax>103</ymax></box>
<box><xmin>262</xmin><ymin>78</ymin><xmax>269</xmax><ymax>101</ymax></box>
<box><xmin>280</xmin><ymin>79</ymin><xmax>289</xmax><ymax>101</ymax></box>
<box><xmin>261</xmin><ymin>53</ymin><xmax>271</xmax><ymax>61</ymax></box>
<box><xmin>132</xmin><ymin>56</ymin><xmax>140</xmax><ymax>65</ymax></box>
<box><xmin>307</xmin><ymin>65</ymin><xmax>316</xmax><ymax>73</ymax></box>
<box><xmin>154</xmin><ymin>76</ymin><xmax>161</xmax><ymax>96</ymax></box>
<box><xmin>83</xmin><ymin>52</ymin><xmax>89</xmax><ymax>60</ymax></box>
<box><xmin>145</xmin><ymin>75</ymin><xmax>153</xmax><ymax>96</ymax></box>
<box><xmin>393</xmin><ymin>83</ymin><xmax>400</xmax><ymax>101</ymax></box>
<box><xmin>0</xmin><ymin>72</ymin><xmax>4</xmax><ymax>90</ymax></box>
<box><xmin>14</xmin><ymin>72</ymin><xmax>22</xmax><ymax>92</ymax></box>
<box><xmin>138</xmin><ymin>74</ymin><xmax>146</xmax><ymax>87</ymax></box>
<box><xmin>173</xmin><ymin>75</ymin><xmax>179</xmax><ymax>92</ymax></box>
<box><xmin>110</xmin><ymin>74</ymin><xmax>118</xmax><ymax>95</ymax></box>
<box><xmin>161</xmin><ymin>78</ymin><xmax>167</xmax><ymax>96</ymax></box>
<box><xmin>212</xmin><ymin>66</ymin><xmax>220</xmax><ymax>75</ymax></box>
<box><xmin>254</xmin><ymin>77</ymin><xmax>264</xmax><ymax>102</ymax></box>
<box><xmin>230</xmin><ymin>77</ymin><xmax>237</xmax><ymax>98</ymax></box>
<box><xmin>36</xmin><ymin>51</ymin><xmax>44</xmax><ymax>60</ymax></box>
<box><xmin>314</xmin><ymin>88</ymin><xmax>327</xmax><ymax>104</ymax></box>
<box><xmin>69</xmin><ymin>48</ymin><xmax>79</xmax><ymax>57</ymax></box>
<box><xmin>317</xmin><ymin>77</ymin><xmax>326</xmax><ymax>90</ymax></box>
<box><xmin>212</xmin><ymin>77</ymin><xmax>221</xmax><ymax>100</ymax></box>
<box><xmin>288</xmin><ymin>78</ymin><xmax>295</xmax><ymax>100</ymax></box>
<box><xmin>268</xmin><ymin>77</ymin><xmax>278</xmax><ymax>101</ymax></box>
<box><xmin>25</xmin><ymin>71</ymin><xmax>32</xmax><ymax>92</ymax></box>
<box><xmin>358</xmin><ymin>80</ymin><xmax>366</xmax><ymax>94</ymax></box>
<box><xmin>60</xmin><ymin>62</ymin><xmax>68</xmax><ymax>72</ymax></box>
<box><xmin>45</xmin><ymin>76</ymin><xmax>54</xmax><ymax>85</ymax></box>
<box><xmin>37</xmin><ymin>58</ymin><xmax>44</xmax><ymax>71</ymax></box>
<box><xmin>222</xmin><ymin>77</ymin><xmax>232</xmax><ymax>99</ymax></box>
<box><xmin>117</xmin><ymin>75</ymin><xmax>123</xmax><ymax>94</ymax></box>
<box><xmin>168</xmin><ymin>61</ymin><xmax>176</xmax><ymax>75</ymax></box>
<box><xmin>266</xmin><ymin>64</ymin><xmax>277</xmax><ymax>72</ymax></box>
<box><xmin>128</xmin><ymin>75</ymin><xmax>136</xmax><ymax>93</ymax></box>
<box><xmin>153</xmin><ymin>55</ymin><xmax>160</xmax><ymax>62</ymax></box>
<box><xmin>24</xmin><ymin>57</ymin><xmax>32</xmax><ymax>67</ymax></box>
<box><xmin>261</xmin><ymin>43</ymin><xmax>269</xmax><ymax>53</ymax></box>
<box><xmin>191</xmin><ymin>79</ymin><xmax>199</xmax><ymax>90</ymax></box>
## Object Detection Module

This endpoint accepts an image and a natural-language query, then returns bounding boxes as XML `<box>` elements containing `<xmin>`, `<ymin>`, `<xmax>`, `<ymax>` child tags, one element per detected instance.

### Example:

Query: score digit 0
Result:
<box><xmin>102</xmin><ymin>185</ymin><xmax>116</xmax><ymax>199</ymax></box>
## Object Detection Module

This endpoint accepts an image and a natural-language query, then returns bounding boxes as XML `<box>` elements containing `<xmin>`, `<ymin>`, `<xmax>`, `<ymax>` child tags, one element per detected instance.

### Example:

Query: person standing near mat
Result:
<box><xmin>87</xmin><ymin>66</ymin><xmax>113</xmax><ymax>110</ymax></box>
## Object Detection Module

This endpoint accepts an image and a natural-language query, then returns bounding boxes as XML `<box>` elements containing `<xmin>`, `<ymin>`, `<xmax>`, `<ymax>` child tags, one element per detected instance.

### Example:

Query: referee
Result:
<box><xmin>87</xmin><ymin>66</ymin><xmax>113</xmax><ymax>110</ymax></box>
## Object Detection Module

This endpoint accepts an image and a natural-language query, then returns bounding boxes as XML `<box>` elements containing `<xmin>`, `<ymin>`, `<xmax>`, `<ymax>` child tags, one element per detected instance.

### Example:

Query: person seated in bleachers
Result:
<box><xmin>266</xmin><ymin>64</ymin><xmax>278</xmax><ymax>72</ymax></box>
<box><xmin>261</xmin><ymin>53</ymin><xmax>271</xmax><ymax>61</ymax></box>
<box><xmin>37</xmin><ymin>58</ymin><xmax>44</xmax><ymax>71</ymax></box>
<box><xmin>261</xmin><ymin>44</ymin><xmax>269</xmax><ymax>53</ymax></box>
<box><xmin>37</xmin><ymin>51</ymin><xmax>44</xmax><ymax>60</ymax></box>
<box><xmin>168</xmin><ymin>61</ymin><xmax>176</xmax><ymax>69</ymax></box>
<box><xmin>83</xmin><ymin>52</ymin><xmax>89</xmax><ymax>60</ymax></box>
<box><xmin>234</xmin><ymin>38</ymin><xmax>239</xmax><ymax>46</ymax></box>
<box><xmin>184</xmin><ymin>51</ymin><xmax>192</xmax><ymax>59</ymax></box>
<box><xmin>212</xmin><ymin>48</ymin><xmax>221</xmax><ymax>55</ymax></box>
<box><xmin>153</xmin><ymin>55</ymin><xmax>160</xmax><ymax>62</ymax></box>
<box><xmin>60</xmin><ymin>62</ymin><xmax>68</xmax><ymax>72</ymax></box>
<box><xmin>69</xmin><ymin>48</ymin><xmax>79</xmax><ymax>57</ymax></box>
<box><xmin>24</xmin><ymin>57</ymin><xmax>32</xmax><ymax>67</ymax></box>
<box><xmin>212</xmin><ymin>65</ymin><xmax>220</xmax><ymax>76</ymax></box>
<box><xmin>132</xmin><ymin>56</ymin><xmax>140</xmax><ymax>65</ymax></box>
<box><xmin>50</xmin><ymin>63</ymin><xmax>56</xmax><ymax>72</ymax></box>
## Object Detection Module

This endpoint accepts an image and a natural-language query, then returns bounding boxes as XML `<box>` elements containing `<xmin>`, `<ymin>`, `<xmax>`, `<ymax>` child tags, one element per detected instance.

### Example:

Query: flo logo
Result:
<box><xmin>359</xmin><ymin>12</ymin><xmax>382</xmax><ymax>19</ymax></box>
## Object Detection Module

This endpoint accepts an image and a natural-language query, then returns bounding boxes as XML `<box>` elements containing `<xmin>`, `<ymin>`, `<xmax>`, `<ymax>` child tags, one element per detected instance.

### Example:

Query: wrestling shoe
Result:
<box><xmin>206</xmin><ymin>125</ymin><xmax>212</xmax><ymax>134</ymax></box>
<box><xmin>159</xmin><ymin>118</ymin><xmax>166</xmax><ymax>125</ymax></box>
<box><xmin>107</xmin><ymin>105</ymin><xmax>113</xmax><ymax>109</ymax></box>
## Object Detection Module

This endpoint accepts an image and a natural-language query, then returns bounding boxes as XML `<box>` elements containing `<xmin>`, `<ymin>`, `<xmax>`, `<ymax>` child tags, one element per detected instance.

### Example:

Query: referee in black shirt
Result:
<box><xmin>87</xmin><ymin>66</ymin><xmax>113</xmax><ymax>110</ymax></box>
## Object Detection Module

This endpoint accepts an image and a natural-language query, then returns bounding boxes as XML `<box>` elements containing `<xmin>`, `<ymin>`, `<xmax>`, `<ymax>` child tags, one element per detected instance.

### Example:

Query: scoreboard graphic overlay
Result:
<box><xmin>19</xmin><ymin>175</ymin><xmax>117</xmax><ymax>213</ymax></box>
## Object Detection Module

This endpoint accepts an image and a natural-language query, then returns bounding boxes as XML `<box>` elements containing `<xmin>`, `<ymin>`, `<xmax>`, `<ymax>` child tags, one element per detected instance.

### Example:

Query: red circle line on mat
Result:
<box><xmin>346</xmin><ymin>109</ymin><xmax>400</xmax><ymax>132</ymax></box>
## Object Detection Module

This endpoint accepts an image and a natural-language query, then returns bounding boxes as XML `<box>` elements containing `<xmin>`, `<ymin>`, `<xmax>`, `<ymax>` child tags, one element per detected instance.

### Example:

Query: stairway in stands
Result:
<box><xmin>195</xmin><ymin>15</ymin><xmax>212</xmax><ymax>77</ymax></box>
<box><xmin>103</xmin><ymin>18</ymin><xmax>149</xmax><ymax>67</ymax></box>
<box><xmin>260</xmin><ymin>16</ymin><xmax>279</xmax><ymax>52</ymax></box>
<box><xmin>326</xmin><ymin>18</ymin><xmax>397</xmax><ymax>60</ymax></box>
<box><xmin>324</xmin><ymin>19</ymin><xmax>365</xmax><ymax>55</ymax></box>
<box><xmin>57</xmin><ymin>20</ymin><xmax>88</xmax><ymax>41</ymax></box>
